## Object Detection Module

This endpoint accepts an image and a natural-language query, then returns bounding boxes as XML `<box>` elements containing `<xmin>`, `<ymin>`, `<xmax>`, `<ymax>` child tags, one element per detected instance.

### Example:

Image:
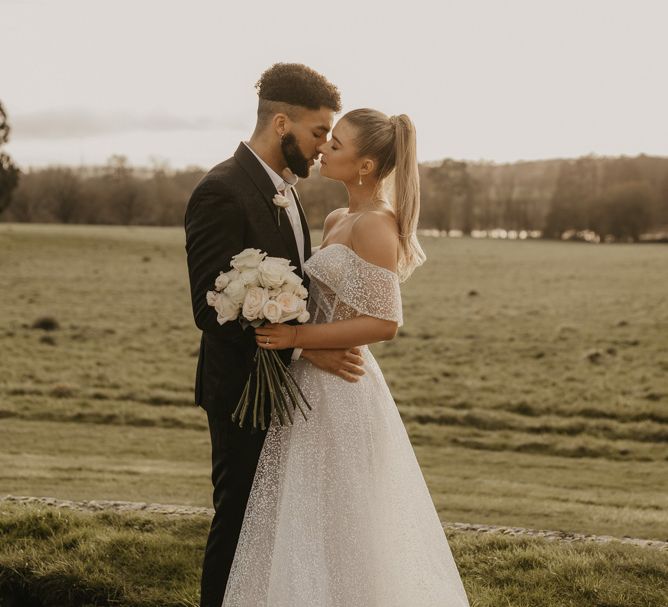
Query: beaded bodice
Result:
<box><xmin>303</xmin><ymin>243</ymin><xmax>403</xmax><ymax>326</ymax></box>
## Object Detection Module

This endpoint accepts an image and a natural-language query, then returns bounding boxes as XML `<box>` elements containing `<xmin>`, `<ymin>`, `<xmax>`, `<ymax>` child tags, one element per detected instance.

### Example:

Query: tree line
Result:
<box><xmin>0</xmin><ymin>102</ymin><xmax>19</xmax><ymax>217</ymax></box>
<box><xmin>1</xmin><ymin>107</ymin><xmax>667</xmax><ymax>241</ymax></box>
<box><xmin>2</xmin><ymin>156</ymin><xmax>204</xmax><ymax>226</ymax></box>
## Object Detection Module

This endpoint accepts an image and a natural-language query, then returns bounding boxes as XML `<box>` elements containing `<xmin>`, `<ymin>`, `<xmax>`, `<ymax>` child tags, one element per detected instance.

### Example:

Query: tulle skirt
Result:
<box><xmin>222</xmin><ymin>345</ymin><xmax>471</xmax><ymax>607</ymax></box>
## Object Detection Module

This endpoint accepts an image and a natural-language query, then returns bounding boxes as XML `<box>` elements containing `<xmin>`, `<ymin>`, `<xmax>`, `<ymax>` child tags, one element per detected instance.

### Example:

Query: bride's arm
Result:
<box><xmin>256</xmin><ymin>211</ymin><xmax>401</xmax><ymax>350</ymax></box>
<box><xmin>296</xmin><ymin>314</ymin><xmax>398</xmax><ymax>349</ymax></box>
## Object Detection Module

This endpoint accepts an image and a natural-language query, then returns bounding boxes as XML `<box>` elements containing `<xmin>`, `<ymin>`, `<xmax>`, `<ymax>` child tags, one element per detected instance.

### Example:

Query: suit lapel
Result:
<box><xmin>233</xmin><ymin>143</ymin><xmax>302</xmax><ymax>276</ymax></box>
<box><xmin>292</xmin><ymin>187</ymin><xmax>312</xmax><ymax>264</ymax></box>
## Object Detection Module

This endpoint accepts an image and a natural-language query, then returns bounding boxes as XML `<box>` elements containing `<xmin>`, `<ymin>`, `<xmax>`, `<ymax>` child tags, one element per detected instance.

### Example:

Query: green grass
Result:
<box><xmin>0</xmin><ymin>223</ymin><xmax>666</xmax><ymax>544</ymax></box>
<box><xmin>1</xmin><ymin>503</ymin><xmax>666</xmax><ymax>607</ymax></box>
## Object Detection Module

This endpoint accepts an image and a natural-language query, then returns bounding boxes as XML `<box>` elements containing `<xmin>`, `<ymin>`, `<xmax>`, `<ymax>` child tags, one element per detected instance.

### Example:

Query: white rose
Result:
<box><xmin>225</xmin><ymin>268</ymin><xmax>240</xmax><ymax>281</ymax></box>
<box><xmin>281</xmin><ymin>271</ymin><xmax>303</xmax><ymax>294</ymax></box>
<box><xmin>295</xmin><ymin>284</ymin><xmax>308</xmax><ymax>300</ymax></box>
<box><xmin>214</xmin><ymin>272</ymin><xmax>230</xmax><ymax>291</ymax></box>
<box><xmin>242</xmin><ymin>287</ymin><xmax>269</xmax><ymax>321</ymax></box>
<box><xmin>262</xmin><ymin>299</ymin><xmax>283</xmax><ymax>324</ymax></box>
<box><xmin>265</xmin><ymin>256</ymin><xmax>292</xmax><ymax>268</ymax></box>
<box><xmin>284</xmin><ymin>270</ymin><xmax>302</xmax><ymax>285</ymax></box>
<box><xmin>239</xmin><ymin>268</ymin><xmax>260</xmax><ymax>287</ymax></box>
<box><xmin>276</xmin><ymin>291</ymin><xmax>300</xmax><ymax>313</ymax></box>
<box><xmin>276</xmin><ymin>292</ymin><xmax>301</xmax><ymax>322</ymax></box>
<box><xmin>297</xmin><ymin>310</ymin><xmax>310</xmax><ymax>323</ymax></box>
<box><xmin>224</xmin><ymin>279</ymin><xmax>247</xmax><ymax>306</ymax></box>
<box><xmin>231</xmin><ymin>248</ymin><xmax>266</xmax><ymax>271</ymax></box>
<box><xmin>206</xmin><ymin>290</ymin><xmax>219</xmax><ymax>306</ymax></box>
<box><xmin>214</xmin><ymin>293</ymin><xmax>239</xmax><ymax>324</ymax></box>
<box><xmin>282</xmin><ymin>284</ymin><xmax>299</xmax><ymax>295</ymax></box>
<box><xmin>268</xmin><ymin>288</ymin><xmax>282</xmax><ymax>298</ymax></box>
<box><xmin>258</xmin><ymin>257</ymin><xmax>294</xmax><ymax>289</ymax></box>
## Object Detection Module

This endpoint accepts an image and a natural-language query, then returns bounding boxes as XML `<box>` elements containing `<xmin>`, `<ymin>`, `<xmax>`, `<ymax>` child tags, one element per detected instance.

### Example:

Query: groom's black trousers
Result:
<box><xmin>200</xmin><ymin>408</ymin><xmax>268</xmax><ymax>607</ymax></box>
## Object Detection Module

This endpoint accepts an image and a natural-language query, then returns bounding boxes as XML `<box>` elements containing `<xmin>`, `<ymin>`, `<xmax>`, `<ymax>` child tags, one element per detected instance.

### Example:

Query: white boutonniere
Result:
<box><xmin>272</xmin><ymin>192</ymin><xmax>290</xmax><ymax>225</ymax></box>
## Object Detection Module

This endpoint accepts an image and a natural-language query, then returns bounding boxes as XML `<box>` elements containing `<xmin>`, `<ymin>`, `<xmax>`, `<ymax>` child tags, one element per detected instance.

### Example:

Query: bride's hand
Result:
<box><xmin>255</xmin><ymin>323</ymin><xmax>298</xmax><ymax>350</ymax></box>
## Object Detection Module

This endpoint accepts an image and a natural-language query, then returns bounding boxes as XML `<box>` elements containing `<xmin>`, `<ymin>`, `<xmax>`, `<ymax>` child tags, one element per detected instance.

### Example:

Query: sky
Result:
<box><xmin>2</xmin><ymin>0</ymin><xmax>667</xmax><ymax>168</ymax></box>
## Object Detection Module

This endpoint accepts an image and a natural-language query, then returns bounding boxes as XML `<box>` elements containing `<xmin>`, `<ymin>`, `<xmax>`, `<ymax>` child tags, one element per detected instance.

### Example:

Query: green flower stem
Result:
<box><xmin>276</xmin><ymin>355</ymin><xmax>313</xmax><ymax>419</ymax></box>
<box><xmin>260</xmin><ymin>356</ymin><xmax>283</xmax><ymax>429</ymax></box>
<box><xmin>285</xmin><ymin>372</ymin><xmax>310</xmax><ymax>422</ymax></box>
<box><xmin>252</xmin><ymin>353</ymin><xmax>261</xmax><ymax>429</ymax></box>
<box><xmin>231</xmin><ymin>376</ymin><xmax>251</xmax><ymax>425</ymax></box>
<box><xmin>263</xmin><ymin>351</ymin><xmax>288</xmax><ymax>426</ymax></box>
<box><xmin>271</xmin><ymin>351</ymin><xmax>309</xmax><ymax>422</ymax></box>
<box><xmin>265</xmin><ymin>353</ymin><xmax>294</xmax><ymax>425</ymax></box>
<box><xmin>258</xmin><ymin>350</ymin><xmax>268</xmax><ymax>431</ymax></box>
<box><xmin>273</xmin><ymin>366</ymin><xmax>294</xmax><ymax>425</ymax></box>
<box><xmin>273</xmin><ymin>351</ymin><xmax>312</xmax><ymax>414</ymax></box>
<box><xmin>238</xmin><ymin>375</ymin><xmax>254</xmax><ymax>428</ymax></box>
<box><xmin>231</xmin><ymin>344</ymin><xmax>313</xmax><ymax>429</ymax></box>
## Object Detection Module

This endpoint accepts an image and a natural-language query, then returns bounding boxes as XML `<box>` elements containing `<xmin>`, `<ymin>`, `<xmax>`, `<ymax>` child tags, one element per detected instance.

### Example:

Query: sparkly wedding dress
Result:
<box><xmin>222</xmin><ymin>243</ymin><xmax>470</xmax><ymax>607</ymax></box>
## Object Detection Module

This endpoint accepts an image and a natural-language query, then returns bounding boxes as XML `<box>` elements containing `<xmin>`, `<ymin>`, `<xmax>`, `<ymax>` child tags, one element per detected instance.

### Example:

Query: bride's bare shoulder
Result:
<box><xmin>321</xmin><ymin>207</ymin><xmax>348</xmax><ymax>241</ymax></box>
<box><xmin>350</xmin><ymin>210</ymin><xmax>400</xmax><ymax>273</ymax></box>
<box><xmin>323</xmin><ymin>207</ymin><xmax>347</xmax><ymax>229</ymax></box>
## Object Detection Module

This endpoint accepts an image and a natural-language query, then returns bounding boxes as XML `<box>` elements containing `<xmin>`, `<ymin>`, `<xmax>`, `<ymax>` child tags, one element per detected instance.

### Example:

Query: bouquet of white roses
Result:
<box><xmin>206</xmin><ymin>248</ymin><xmax>311</xmax><ymax>430</ymax></box>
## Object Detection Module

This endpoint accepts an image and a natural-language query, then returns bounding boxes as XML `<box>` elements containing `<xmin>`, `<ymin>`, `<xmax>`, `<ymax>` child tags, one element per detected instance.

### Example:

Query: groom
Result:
<box><xmin>184</xmin><ymin>63</ymin><xmax>366</xmax><ymax>607</ymax></box>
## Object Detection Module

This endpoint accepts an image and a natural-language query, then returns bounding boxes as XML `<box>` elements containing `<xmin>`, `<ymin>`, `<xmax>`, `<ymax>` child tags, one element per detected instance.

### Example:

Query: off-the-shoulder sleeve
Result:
<box><xmin>304</xmin><ymin>244</ymin><xmax>403</xmax><ymax>326</ymax></box>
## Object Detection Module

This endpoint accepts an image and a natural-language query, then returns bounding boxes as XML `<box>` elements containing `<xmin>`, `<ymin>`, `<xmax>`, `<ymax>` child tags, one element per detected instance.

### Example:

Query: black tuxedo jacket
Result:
<box><xmin>184</xmin><ymin>142</ymin><xmax>312</xmax><ymax>418</ymax></box>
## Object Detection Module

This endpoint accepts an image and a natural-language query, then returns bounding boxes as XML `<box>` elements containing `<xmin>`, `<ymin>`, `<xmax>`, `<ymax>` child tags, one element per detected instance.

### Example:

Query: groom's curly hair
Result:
<box><xmin>255</xmin><ymin>63</ymin><xmax>341</xmax><ymax>128</ymax></box>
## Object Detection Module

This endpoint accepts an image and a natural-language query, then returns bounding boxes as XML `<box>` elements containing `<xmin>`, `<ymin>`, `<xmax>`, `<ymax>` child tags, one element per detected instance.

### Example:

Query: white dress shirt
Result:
<box><xmin>243</xmin><ymin>141</ymin><xmax>305</xmax><ymax>361</ymax></box>
<box><xmin>243</xmin><ymin>142</ymin><xmax>305</xmax><ymax>268</ymax></box>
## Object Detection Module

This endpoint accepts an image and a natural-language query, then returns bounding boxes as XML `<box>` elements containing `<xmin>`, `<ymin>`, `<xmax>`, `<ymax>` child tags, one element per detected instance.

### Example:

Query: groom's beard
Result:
<box><xmin>281</xmin><ymin>132</ymin><xmax>311</xmax><ymax>178</ymax></box>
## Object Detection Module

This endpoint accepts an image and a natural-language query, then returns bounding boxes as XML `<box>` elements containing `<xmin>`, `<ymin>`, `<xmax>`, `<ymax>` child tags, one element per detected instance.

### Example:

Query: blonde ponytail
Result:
<box><xmin>343</xmin><ymin>109</ymin><xmax>426</xmax><ymax>281</ymax></box>
<box><xmin>391</xmin><ymin>114</ymin><xmax>426</xmax><ymax>281</ymax></box>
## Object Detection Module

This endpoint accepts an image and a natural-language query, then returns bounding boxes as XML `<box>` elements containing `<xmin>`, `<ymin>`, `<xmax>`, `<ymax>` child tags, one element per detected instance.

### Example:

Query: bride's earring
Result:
<box><xmin>358</xmin><ymin>173</ymin><xmax>363</xmax><ymax>186</ymax></box>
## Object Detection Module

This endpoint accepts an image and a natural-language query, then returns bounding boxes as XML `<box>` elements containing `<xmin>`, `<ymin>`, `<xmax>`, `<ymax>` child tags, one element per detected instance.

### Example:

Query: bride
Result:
<box><xmin>222</xmin><ymin>109</ymin><xmax>471</xmax><ymax>607</ymax></box>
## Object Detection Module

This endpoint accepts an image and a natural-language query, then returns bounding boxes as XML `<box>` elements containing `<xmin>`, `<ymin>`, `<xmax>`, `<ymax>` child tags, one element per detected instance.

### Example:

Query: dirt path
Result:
<box><xmin>2</xmin><ymin>494</ymin><xmax>666</xmax><ymax>551</ymax></box>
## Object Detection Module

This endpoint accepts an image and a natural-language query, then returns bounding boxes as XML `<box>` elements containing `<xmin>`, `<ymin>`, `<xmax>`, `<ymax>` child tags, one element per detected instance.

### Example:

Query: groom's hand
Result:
<box><xmin>302</xmin><ymin>347</ymin><xmax>365</xmax><ymax>382</ymax></box>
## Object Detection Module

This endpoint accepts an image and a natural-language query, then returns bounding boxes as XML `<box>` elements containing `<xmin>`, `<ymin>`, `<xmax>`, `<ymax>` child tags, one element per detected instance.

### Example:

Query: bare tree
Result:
<box><xmin>590</xmin><ymin>182</ymin><xmax>654</xmax><ymax>242</ymax></box>
<box><xmin>42</xmin><ymin>168</ymin><xmax>83</xmax><ymax>223</ymax></box>
<box><xmin>106</xmin><ymin>155</ymin><xmax>141</xmax><ymax>224</ymax></box>
<box><xmin>0</xmin><ymin>101</ymin><xmax>20</xmax><ymax>215</ymax></box>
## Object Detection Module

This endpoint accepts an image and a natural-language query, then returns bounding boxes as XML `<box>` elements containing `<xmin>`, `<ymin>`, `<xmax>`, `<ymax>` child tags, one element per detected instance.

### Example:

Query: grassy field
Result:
<box><xmin>1</xmin><ymin>502</ymin><xmax>666</xmax><ymax>607</ymax></box>
<box><xmin>0</xmin><ymin>222</ymin><xmax>666</xmax><ymax>547</ymax></box>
